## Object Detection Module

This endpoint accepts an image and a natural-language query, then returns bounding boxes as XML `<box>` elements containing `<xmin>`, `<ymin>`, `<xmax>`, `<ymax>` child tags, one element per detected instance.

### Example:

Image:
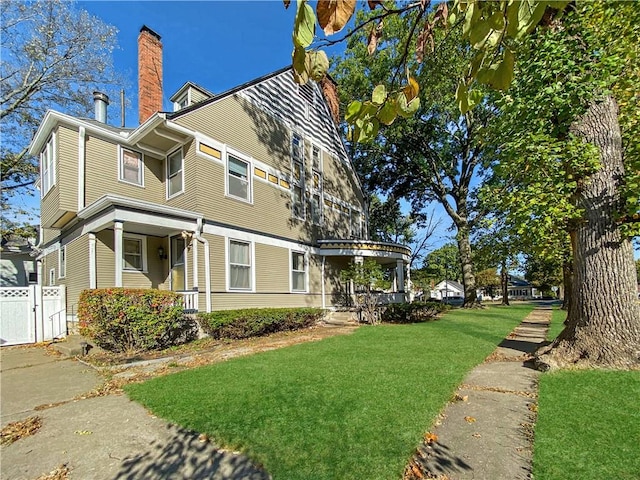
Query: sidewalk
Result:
<box><xmin>410</xmin><ymin>305</ymin><xmax>551</xmax><ymax>480</ymax></box>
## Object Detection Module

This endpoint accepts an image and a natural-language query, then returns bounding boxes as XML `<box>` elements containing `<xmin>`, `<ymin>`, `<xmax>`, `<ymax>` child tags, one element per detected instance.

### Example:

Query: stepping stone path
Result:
<box><xmin>407</xmin><ymin>305</ymin><xmax>551</xmax><ymax>480</ymax></box>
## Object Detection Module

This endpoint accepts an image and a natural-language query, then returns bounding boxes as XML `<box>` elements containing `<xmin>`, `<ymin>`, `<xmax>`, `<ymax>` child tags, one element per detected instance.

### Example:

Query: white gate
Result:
<box><xmin>0</xmin><ymin>285</ymin><xmax>66</xmax><ymax>346</ymax></box>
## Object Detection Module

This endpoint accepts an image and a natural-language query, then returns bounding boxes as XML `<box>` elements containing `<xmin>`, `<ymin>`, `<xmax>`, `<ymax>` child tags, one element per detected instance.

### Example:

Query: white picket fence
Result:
<box><xmin>0</xmin><ymin>285</ymin><xmax>66</xmax><ymax>346</ymax></box>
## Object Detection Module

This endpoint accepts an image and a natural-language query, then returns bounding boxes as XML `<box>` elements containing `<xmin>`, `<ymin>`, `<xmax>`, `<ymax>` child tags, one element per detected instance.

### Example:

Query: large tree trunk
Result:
<box><xmin>456</xmin><ymin>225</ymin><xmax>478</xmax><ymax>306</ymax></box>
<box><xmin>561</xmin><ymin>259</ymin><xmax>573</xmax><ymax>312</ymax></box>
<box><xmin>536</xmin><ymin>96</ymin><xmax>640</xmax><ymax>370</ymax></box>
<box><xmin>500</xmin><ymin>260</ymin><xmax>510</xmax><ymax>306</ymax></box>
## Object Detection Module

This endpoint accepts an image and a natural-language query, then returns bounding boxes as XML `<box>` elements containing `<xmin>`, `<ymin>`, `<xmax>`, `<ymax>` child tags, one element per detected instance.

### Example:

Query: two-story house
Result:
<box><xmin>30</xmin><ymin>26</ymin><xmax>411</xmax><ymax>319</ymax></box>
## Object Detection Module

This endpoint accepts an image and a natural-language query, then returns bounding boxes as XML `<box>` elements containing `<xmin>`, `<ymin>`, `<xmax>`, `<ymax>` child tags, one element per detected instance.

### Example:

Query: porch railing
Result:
<box><xmin>178</xmin><ymin>290</ymin><xmax>199</xmax><ymax>313</ymax></box>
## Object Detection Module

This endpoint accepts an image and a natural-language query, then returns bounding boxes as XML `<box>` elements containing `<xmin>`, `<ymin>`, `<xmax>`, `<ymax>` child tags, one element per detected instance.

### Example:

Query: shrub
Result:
<box><xmin>197</xmin><ymin>307</ymin><xmax>324</xmax><ymax>340</ymax></box>
<box><xmin>78</xmin><ymin>288</ymin><xmax>198</xmax><ymax>353</ymax></box>
<box><xmin>381</xmin><ymin>301</ymin><xmax>449</xmax><ymax>324</ymax></box>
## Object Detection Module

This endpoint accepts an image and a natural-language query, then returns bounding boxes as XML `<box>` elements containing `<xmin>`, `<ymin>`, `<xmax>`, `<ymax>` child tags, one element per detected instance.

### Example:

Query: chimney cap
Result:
<box><xmin>139</xmin><ymin>25</ymin><xmax>161</xmax><ymax>41</ymax></box>
<box><xmin>93</xmin><ymin>91</ymin><xmax>110</xmax><ymax>105</ymax></box>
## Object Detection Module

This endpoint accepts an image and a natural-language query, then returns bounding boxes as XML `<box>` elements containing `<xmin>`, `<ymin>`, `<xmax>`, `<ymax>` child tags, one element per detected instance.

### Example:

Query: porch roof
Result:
<box><xmin>318</xmin><ymin>239</ymin><xmax>411</xmax><ymax>264</ymax></box>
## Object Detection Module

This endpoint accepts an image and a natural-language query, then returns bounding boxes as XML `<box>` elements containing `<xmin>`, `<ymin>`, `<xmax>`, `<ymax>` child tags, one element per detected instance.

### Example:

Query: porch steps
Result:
<box><xmin>52</xmin><ymin>335</ymin><xmax>103</xmax><ymax>358</ymax></box>
<box><xmin>322</xmin><ymin>310</ymin><xmax>359</xmax><ymax>327</ymax></box>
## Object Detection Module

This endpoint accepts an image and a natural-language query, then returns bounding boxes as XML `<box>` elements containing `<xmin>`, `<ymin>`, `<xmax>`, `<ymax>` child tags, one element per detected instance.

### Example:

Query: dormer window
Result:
<box><xmin>174</xmin><ymin>93</ymin><xmax>189</xmax><ymax>112</ymax></box>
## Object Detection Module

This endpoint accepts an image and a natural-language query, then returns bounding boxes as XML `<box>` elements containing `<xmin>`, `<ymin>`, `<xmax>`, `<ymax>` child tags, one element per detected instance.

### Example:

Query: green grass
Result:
<box><xmin>126</xmin><ymin>304</ymin><xmax>532</xmax><ymax>480</ymax></box>
<box><xmin>547</xmin><ymin>306</ymin><xmax>566</xmax><ymax>341</ymax></box>
<box><xmin>534</xmin><ymin>369</ymin><xmax>640</xmax><ymax>479</ymax></box>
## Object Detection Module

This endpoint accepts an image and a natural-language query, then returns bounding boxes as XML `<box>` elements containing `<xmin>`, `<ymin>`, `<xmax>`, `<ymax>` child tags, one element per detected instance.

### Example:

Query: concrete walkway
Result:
<box><xmin>412</xmin><ymin>305</ymin><xmax>551</xmax><ymax>480</ymax></box>
<box><xmin>0</xmin><ymin>347</ymin><xmax>268</xmax><ymax>480</ymax></box>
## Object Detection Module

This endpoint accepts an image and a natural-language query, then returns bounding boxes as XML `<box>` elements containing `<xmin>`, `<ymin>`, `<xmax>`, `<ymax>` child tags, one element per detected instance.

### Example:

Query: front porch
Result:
<box><xmin>318</xmin><ymin>239</ymin><xmax>412</xmax><ymax>308</ymax></box>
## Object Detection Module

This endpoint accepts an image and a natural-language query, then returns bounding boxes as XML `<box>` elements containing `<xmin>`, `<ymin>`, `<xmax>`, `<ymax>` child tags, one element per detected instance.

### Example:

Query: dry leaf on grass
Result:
<box><xmin>35</xmin><ymin>463</ymin><xmax>70</xmax><ymax>480</ymax></box>
<box><xmin>0</xmin><ymin>416</ymin><xmax>42</xmax><ymax>445</ymax></box>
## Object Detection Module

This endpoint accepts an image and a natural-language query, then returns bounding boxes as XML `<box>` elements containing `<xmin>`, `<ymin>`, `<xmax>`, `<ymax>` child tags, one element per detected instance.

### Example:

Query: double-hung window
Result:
<box><xmin>291</xmin><ymin>133</ymin><xmax>305</xmax><ymax>219</ymax></box>
<box><xmin>119</xmin><ymin>147</ymin><xmax>143</xmax><ymax>186</ymax></box>
<box><xmin>227</xmin><ymin>154</ymin><xmax>251</xmax><ymax>201</ymax></box>
<box><xmin>310</xmin><ymin>144</ymin><xmax>323</xmax><ymax>225</ymax></box>
<box><xmin>40</xmin><ymin>134</ymin><xmax>56</xmax><ymax>197</ymax></box>
<box><xmin>229</xmin><ymin>239</ymin><xmax>251</xmax><ymax>290</ymax></box>
<box><xmin>123</xmin><ymin>235</ymin><xmax>147</xmax><ymax>272</ymax></box>
<box><xmin>291</xmin><ymin>251</ymin><xmax>306</xmax><ymax>292</ymax></box>
<box><xmin>167</xmin><ymin>148</ymin><xmax>184</xmax><ymax>198</ymax></box>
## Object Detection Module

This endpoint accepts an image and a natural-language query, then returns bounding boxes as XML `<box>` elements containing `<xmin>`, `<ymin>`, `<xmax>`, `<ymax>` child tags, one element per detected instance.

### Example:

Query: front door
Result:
<box><xmin>170</xmin><ymin>236</ymin><xmax>186</xmax><ymax>291</ymax></box>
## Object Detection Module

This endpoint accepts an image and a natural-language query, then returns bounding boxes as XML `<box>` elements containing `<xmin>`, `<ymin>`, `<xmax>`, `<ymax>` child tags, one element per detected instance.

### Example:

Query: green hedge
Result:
<box><xmin>381</xmin><ymin>301</ymin><xmax>449</xmax><ymax>324</ymax></box>
<box><xmin>197</xmin><ymin>307</ymin><xmax>324</xmax><ymax>340</ymax></box>
<box><xmin>78</xmin><ymin>288</ymin><xmax>197</xmax><ymax>353</ymax></box>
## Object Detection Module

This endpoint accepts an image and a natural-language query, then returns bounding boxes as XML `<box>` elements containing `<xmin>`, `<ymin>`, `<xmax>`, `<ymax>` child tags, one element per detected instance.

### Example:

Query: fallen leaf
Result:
<box><xmin>453</xmin><ymin>393</ymin><xmax>468</xmax><ymax>402</ymax></box>
<box><xmin>464</xmin><ymin>416</ymin><xmax>476</xmax><ymax>423</ymax></box>
<box><xmin>74</xmin><ymin>430</ymin><xmax>92</xmax><ymax>435</ymax></box>
<box><xmin>198</xmin><ymin>433</ymin><xmax>209</xmax><ymax>443</ymax></box>
<box><xmin>528</xmin><ymin>403</ymin><xmax>538</xmax><ymax>412</ymax></box>
<box><xmin>472</xmin><ymin>433</ymin><xmax>482</xmax><ymax>438</ymax></box>
<box><xmin>424</xmin><ymin>432</ymin><xmax>439</xmax><ymax>444</ymax></box>
<box><xmin>1</xmin><ymin>416</ymin><xmax>42</xmax><ymax>445</ymax></box>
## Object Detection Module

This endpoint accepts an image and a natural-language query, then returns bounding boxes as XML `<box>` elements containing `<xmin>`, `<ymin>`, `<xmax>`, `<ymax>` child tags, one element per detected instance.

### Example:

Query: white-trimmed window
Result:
<box><xmin>227</xmin><ymin>154</ymin><xmax>251</xmax><ymax>202</ymax></box>
<box><xmin>310</xmin><ymin>144</ymin><xmax>323</xmax><ymax>225</ymax></box>
<box><xmin>123</xmin><ymin>234</ymin><xmax>147</xmax><ymax>272</ymax></box>
<box><xmin>173</xmin><ymin>93</ymin><xmax>189</xmax><ymax>111</ymax></box>
<box><xmin>58</xmin><ymin>246</ymin><xmax>66</xmax><ymax>279</ymax></box>
<box><xmin>167</xmin><ymin>148</ymin><xmax>184</xmax><ymax>198</ymax></box>
<box><xmin>49</xmin><ymin>268</ymin><xmax>55</xmax><ymax>286</ymax></box>
<box><xmin>292</xmin><ymin>133</ymin><xmax>305</xmax><ymax>219</ymax></box>
<box><xmin>228</xmin><ymin>239</ymin><xmax>252</xmax><ymax>290</ymax></box>
<box><xmin>119</xmin><ymin>147</ymin><xmax>144</xmax><ymax>186</ymax></box>
<box><xmin>291</xmin><ymin>251</ymin><xmax>307</xmax><ymax>292</ymax></box>
<box><xmin>351</xmin><ymin>210</ymin><xmax>362</xmax><ymax>239</ymax></box>
<box><xmin>40</xmin><ymin>133</ymin><xmax>56</xmax><ymax>197</ymax></box>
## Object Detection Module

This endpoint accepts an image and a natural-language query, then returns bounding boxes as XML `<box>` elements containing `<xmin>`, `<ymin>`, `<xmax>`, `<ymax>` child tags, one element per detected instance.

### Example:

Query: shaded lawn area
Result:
<box><xmin>126</xmin><ymin>304</ymin><xmax>533</xmax><ymax>480</ymax></box>
<box><xmin>534</xmin><ymin>369</ymin><xmax>640</xmax><ymax>479</ymax></box>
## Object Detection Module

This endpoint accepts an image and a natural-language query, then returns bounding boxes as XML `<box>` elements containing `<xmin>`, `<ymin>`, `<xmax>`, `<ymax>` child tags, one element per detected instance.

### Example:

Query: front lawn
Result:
<box><xmin>126</xmin><ymin>304</ymin><xmax>532</xmax><ymax>480</ymax></box>
<box><xmin>534</xmin><ymin>369</ymin><xmax>640</xmax><ymax>479</ymax></box>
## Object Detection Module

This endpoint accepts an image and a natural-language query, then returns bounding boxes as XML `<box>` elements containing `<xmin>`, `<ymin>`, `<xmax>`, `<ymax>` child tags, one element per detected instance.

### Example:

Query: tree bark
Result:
<box><xmin>536</xmin><ymin>96</ymin><xmax>640</xmax><ymax>370</ymax></box>
<box><xmin>561</xmin><ymin>259</ymin><xmax>573</xmax><ymax>313</ymax></box>
<box><xmin>500</xmin><ymin>261</ymin><xmax>510</xmax><ymax>306</ymax></box>
<box><xmin>456</xmin><ymin>225</ymin><xmax>478</xmax><ymax>306</ymax></box>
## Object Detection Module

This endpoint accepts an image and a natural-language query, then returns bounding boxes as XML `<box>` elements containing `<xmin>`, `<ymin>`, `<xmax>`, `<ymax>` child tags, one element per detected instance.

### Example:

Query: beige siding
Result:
<box><xmin>255</xmin><ymin>244</ymin><xmax>289</xmax><ymax>292</ymax></box>
<box><xmin>84</xmin><ymin>135</ymin><xmax>165</xmax><ymax>206</ymax></box>
<box><xmin>324</xmin><ymin>257</ymin><xmax>350</xmax><ymax>307</ymax></box>
<box><xmin>95</xmin><ymin>230</ymin><xmax>115</xmax><ymax>289</ymax></box>
<box><xmin>176</xmin><ymin>95</ymin><xmax>291</xmax><ymax>173</ymax></box>
<box><xmin>210</xmin><ymin>293</ymin><xmax>321</xmax><ymax>310</ymax></box>
<box><xmin>42</xmin><ymin>228</ymin><xmax>59</xmax><ymax>245</ymax></box>
<box><xmin>62</xmin><ymin>235</ymin><xmax>89</xmax><ymax>308</ymax></box>
<box><xmin>190</xmin><ymin>88</ymin><xmax>209</xmax><ymax>104</ymax></box>
<box><xmin>41</xmin><ymin>250</ymin><xmax>58</xmax><ymax>286</ymax></box>
<box><xmin>40</xmin><ymin>127</ymin><xmax>62</xmax><ymax>228</ymax></box>
<box><xmin>323</xmin><ymin>151</ymin><xmax>363</xmax><ymax>206</ymax></box>
<box><xmin>57</xmin><ymin>125</ymin><xmax>78</xmax><ymax>213</ymax></box>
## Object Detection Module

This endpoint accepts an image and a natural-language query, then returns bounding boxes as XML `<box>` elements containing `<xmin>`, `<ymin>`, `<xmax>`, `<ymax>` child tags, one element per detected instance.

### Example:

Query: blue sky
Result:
<box><xmin>78</xmin><ymin>1</ymin><xmax>340</xmax><ymax>128</ymax></box>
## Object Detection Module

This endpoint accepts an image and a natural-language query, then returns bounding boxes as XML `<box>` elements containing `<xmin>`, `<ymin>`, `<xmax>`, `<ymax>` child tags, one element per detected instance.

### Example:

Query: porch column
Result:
<box><xmin>396</xmin><ymin>259</ymin><xmax>405</xmax><ymax>293</ymax></box>
<box><xmin>89</xmin><ymin>233</ymin><xmax>96</xmax><ymax>289</ymax></box>
<box><xmin>321</xmin><ymin>256</ymin><xmax>326</xmax><ymax>310</ymax></box>
<box><xmin>192</xmin><ymin>237</ymin><xmax>198</xmax><ymax>290</ymax></box>
<box><xmin>114</xmin><ymin>221</ymin><xmax>123</xmax><ymax>287</ymax></box>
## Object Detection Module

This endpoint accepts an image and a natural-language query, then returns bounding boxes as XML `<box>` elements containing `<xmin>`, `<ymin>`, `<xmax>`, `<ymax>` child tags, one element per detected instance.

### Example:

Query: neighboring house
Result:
<box><xmin>507</xmin><ymin>275</ymin><xmax>539</xmax><ymax>300</ymax></box>
<box><xmin>0</xmin><ymin>236</ymin><xmax>37</xmax><ymax>287</ymax></box>
<box><xmin>431</xmin><ymin>280</ymin><xmax>464</xmax><ymax>300</ymax></box>
<box><xmin>29</xmin><ymin>26</ymin><xmax>410</xmax><ymax>316</ymax></box>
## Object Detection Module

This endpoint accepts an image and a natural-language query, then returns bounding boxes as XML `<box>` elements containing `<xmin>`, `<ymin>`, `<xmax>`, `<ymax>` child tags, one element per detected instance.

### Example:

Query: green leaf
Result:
<box><xmin>308</xmin><ymin>50</ymin><xmax>329</xmax><ymax>81</ymax></box>
<box><xmin>515</xmin><ymin>0</ymin><xmax>547</xmax><ymax>39</ymax></box>
<box><xmin>292</xmin><ymin>45</ymin><xmax>309</xmax><ymax>84</ymax></box>
<box><xmin>396</xmin><ymin>92</ymin><xmax>420</xmax><ymax>118</ymax></box>
<box><xmin>372</xmin><ymin>84</ymin><xmax>386</xmax><ymax>105</ymax></box>
<box><xmin>488</xmin><ymin>11</ymin><xmax>505</xmax><ymax>30</ymax></box>
<box><xmin>489</xmin><ymin>48</ymin><xmax>515</xmax><ymax>90</ymax></box>
<box><xmin>469</xmin><ymin>18</ymin><xmax>491</xmax><ymax>49</ymax></box>
<box><xmin>377</xmin><ymin>100</ymin><xmax>397</xmax><ymax>125</ymax></box>
<box><xmin>293</xmin><ymin>0</ymin><xmax>316</xmax><ymax>48</ymax></box>
<box><xmin>467</xmin><ymin>89</ymin><xmax>484</xmax><ymax>109</ymax></box>
<box><xmin>456</xmin><ymin>80</ymin><xmax>469</xmax><ymax>114</ymax></box>
<box><xmin>463</xmin><ymin>1</ymin><xmax>479</xmax><ymax>37</ymax></box>
<box><xmin>345</xmin><ymin>100</ymin><xmax>362</xmax><ymax>123</ymax></box>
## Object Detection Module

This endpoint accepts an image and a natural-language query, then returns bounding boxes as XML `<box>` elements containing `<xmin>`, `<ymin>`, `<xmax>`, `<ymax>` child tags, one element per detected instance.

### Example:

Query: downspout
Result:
<box><xmin>194</xmin><ymin>218</ymin><xmax>211</xmax><ymax>312</ymax></box>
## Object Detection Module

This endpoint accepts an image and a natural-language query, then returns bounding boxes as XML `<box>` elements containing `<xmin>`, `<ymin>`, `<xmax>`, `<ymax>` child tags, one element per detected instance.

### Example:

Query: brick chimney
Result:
<box><xmin>138</xmin><ymin>25</ymin><xmax>163</xmax><ymax>124</ymax></box>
